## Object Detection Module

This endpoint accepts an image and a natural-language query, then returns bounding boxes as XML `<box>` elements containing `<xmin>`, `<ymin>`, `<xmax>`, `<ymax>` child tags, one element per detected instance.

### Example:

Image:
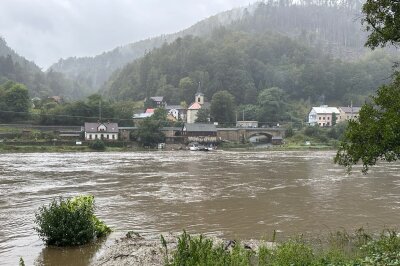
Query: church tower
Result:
<box><xmin>195</xmin><ymin>82</ymin><xmax>204</xmax><ymax>105</ymax></box>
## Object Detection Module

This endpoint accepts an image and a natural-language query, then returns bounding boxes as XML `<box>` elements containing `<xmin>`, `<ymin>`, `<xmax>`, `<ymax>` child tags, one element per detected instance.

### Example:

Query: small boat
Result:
<box><xmin>189</xmin><ymin>142</ymin><xmax>199</xmax><ymax>151</ymax></box>
<box><xmin>198</xmin><ymin>145</ymin><xmax>210</xmax><ymax>151</ymax></box>
<box><xmin>189</xmin><ymin>145</ymin><xmax>199</xmax><ymax>151</ymax></box>
<box><xmin>188</xmin><ymin>142</ymin><xmax>216</xmax><ymax>151</ymax></box>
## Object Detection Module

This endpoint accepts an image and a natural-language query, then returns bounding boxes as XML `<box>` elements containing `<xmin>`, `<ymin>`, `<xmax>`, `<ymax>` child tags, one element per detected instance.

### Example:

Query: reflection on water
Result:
<box><xmin>35</xmin><ymin>238</ymin><xmax>105</xmax><ymax>266</ymax></box>
<box><xmin>0</xmin><ymin>150</ymin><xmax>399</xmax><ymax>265</ymax></box>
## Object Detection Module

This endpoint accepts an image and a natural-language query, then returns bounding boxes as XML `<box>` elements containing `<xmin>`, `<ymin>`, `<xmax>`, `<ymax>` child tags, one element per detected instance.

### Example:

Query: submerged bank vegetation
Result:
<box><xmin>34</xmin><ymin>195</ymin><xmax>111</xmax><ymax>246</ymax></box>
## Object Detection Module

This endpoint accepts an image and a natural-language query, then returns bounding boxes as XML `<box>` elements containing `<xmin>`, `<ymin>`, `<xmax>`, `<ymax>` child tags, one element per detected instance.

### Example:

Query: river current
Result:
<box><xmin>0</xmin><ymin>151</ymin><xmax>399</xmax><ymax>265</ymax></box>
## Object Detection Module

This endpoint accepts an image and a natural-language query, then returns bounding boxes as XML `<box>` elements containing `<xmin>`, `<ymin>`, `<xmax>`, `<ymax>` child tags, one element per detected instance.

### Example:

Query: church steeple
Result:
<box><xmin>195</xmin><ymin>82</ymin><xmax>204</xmax><ymax>104</ymax></box>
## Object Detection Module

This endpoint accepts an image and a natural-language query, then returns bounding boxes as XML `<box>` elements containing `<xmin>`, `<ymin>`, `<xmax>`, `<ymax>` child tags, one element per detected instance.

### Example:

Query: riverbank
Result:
<box><xmin>93</xmin><ymin>232</ymin><xmax>273</xmax><ymax>266</ymax></box>
<box><xmin>93</xmin><ymin>229</ymin><xmax>400</xmax><ymax>266</ymax></box>
<box><xmin>0</xmin><ymin>142</ymin><xmax>335</xmax><ymax>153</ymax></box>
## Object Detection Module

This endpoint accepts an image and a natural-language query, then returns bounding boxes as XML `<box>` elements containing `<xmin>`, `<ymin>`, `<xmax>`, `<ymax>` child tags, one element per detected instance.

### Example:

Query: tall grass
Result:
<box><xmin>162</xmin><ymin>229</ymin><xmax>400</xmax><ymax>266</ymax></box>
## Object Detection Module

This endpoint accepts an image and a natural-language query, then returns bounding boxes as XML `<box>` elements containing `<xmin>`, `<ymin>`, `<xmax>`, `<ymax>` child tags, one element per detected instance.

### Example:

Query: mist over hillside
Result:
<box><xmin>48</xmin><ymin>6</ymin><xmax>250</xmax><ymax>92</ymax></box>
<box><xmin>49</xmin><ymin>0</ymin><xmax>369</xmax><ymax>93</ymax></box>
<box><xmin>0</xmin><ymin>37</ymin><xmax>87</xmax><ymax>99</ymax></box>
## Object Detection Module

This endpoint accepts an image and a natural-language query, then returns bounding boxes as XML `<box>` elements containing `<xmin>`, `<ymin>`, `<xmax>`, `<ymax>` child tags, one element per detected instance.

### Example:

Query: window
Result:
<box><xmin>107</xmin><ymin>134</ymin><xmax>109</xmax><ymax>139</ymax></box>
<box><xmin>327</xmin><ymin>122</ymin><xmax>330</xmax><ymax>126</ymax></box>
<box><xmin>112</xmin><ymin>135</ymin><xmax>115</xmax><ymax>140</ymax></box>
<box><xmin>95</xmin><ymin>135</ymin><xmax>98</xmax><ymax>139</ymax></box>
<box><xmin>323</xmin><ymin>117</ymin><xmax>325</xmax><ymax>120</ymax></box>
<box><xmin>198</xmin><ymin>97</ymin><xmax>201</xmax><ymax>102</ymax></box>
<box><xmin>89</xmin><ymin>134</ymin><xmax>92</xmax><ymax>140</ymax></box>
<box><xmin>327</xmin><ymin>117</ymin><xmax>330</xmax><ymax>120</ymax></box>
<box><xmin>319</xmin><ymin>117</ymin><xmax>321</xmax><ymax>120</ymax></box>
<box><xmin>322</xmin><ymin>123</ymin><xmax>325</xmax><ymax>126</ymax></box>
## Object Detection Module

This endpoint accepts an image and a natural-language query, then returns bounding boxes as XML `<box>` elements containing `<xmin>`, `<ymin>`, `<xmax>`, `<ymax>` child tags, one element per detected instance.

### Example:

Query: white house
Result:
<box><xmin>84</xmin><ymin>122</ymin><xmax>119</xmax><ymax>141</ymax></box>
<box><xmin>165</xmin><ymin>105</ymin><xmax>186</xmax><ymax>121</ymax></box>
<box><xmin>308</xmin><ymin>105</ymin><xmax>340</xmax><ymax>127</ymax></box>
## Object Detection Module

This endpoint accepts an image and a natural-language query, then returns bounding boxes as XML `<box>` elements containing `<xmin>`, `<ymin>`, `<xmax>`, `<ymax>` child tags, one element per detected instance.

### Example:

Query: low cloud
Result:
<box><xmin>0</xmin><ymin>0</ymin><xmax>257</xmax><ymax>69</ymax></box>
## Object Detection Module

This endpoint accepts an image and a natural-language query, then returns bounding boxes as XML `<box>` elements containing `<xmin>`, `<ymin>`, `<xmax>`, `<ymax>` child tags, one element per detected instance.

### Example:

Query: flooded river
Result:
<box><xmin>1</xmin><ymin>150</ymin><xmax>400</xmax><ymax>265</ymax></box>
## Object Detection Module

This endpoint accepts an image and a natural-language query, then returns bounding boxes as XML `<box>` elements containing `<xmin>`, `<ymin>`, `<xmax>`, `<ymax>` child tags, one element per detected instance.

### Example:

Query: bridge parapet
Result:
<box><xmin>217</xmin><ymin>127</ymin><xmax>285</xmax><ymax>142</ymax></box>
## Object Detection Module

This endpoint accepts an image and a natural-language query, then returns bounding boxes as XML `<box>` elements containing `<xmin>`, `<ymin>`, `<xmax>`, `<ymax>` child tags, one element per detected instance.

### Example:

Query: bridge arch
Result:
<box><xmin>247</xmin><ymin>132</ymin><xmax>273</xmax><ymax>143</ymax></box>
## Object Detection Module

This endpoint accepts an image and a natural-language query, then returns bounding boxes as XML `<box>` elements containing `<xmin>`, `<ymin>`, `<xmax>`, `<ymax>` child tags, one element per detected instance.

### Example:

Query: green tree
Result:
<box><xmin>237</xmin><ymin>104</ymin><xmax>260</xmax><ymax>121</ymax></box>
<box><xmin>362</xmin><ymin>0</ymin><xmax>400</xmax><ymax>49</ymax></box>
<box><xmin>86</xmin><ymin>94</ymin><xmax>114</xmax><ymax>120</ymax></box>
<box><xmin>210</xmin><ymin>90</ymin><xmax>235</xmax><ymax>124</ymax></box>
<box><xmin>1</xmin><ymin>82</ymin><xmax>30</xmax><ymax>122</ymax></box>
<box><xmin>152</xmin><ymin>108</ymin><xmax>168</xmax><ymax>121</ymax></box>
<box><xmin>195</xmin><ymin>108</ymin><xmax>210</xmax><ymax>123</ymax></box>
<box><xmin>335</xmin><ymin>0</ymin><xmax>400</xmax><ymax>173</ymax></box>
<box><xmin>332</xmin><ymin>112</ymin><xmax>337</xmax><ymax>126</ymax></box>
<box><xmin>257</xmin><ymin>87</ymin><xmax>287</xmax><ymax>124</ymax></box>
<box><xmin>179</xmin><ymin>77</ymin><xmax>196</xmax><ymax>103</ymax></box>
<box><xmin>335</xmin><ymin>75</ymin><xmax>400</xmax><ymax>173</ymax></box>
<box><xmin>135</xmin><ymin>117</ymin><xmax>165</xmax><ymax>147</ymax></box>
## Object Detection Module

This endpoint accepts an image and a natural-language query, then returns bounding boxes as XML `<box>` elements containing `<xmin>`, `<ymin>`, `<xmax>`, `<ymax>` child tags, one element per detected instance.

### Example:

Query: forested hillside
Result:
<box><xmin>50</xmin><ymin>0</ymin><xmax>370</xmax><ymax>92</ymax></box>
<box><xmin>0</xmin><ymin>37</ymin><xmax>88</xmax><ymax>100</ymax></box>
<box><xmin>102</xmin><ymin>30</ymin><xmax>394</xmax><ymax>108</ymax></box>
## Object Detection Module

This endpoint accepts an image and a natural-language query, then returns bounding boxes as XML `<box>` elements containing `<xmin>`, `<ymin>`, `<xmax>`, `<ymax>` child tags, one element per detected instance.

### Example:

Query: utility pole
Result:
<box><xmin>350</xmin><ymin>100</ymin><xmax>353</xmax><ymax>119</ymax></box>
<box><xmin>99</xmin><ymin>100</ymin><xmax>102</xmax><ymax>121</ymax></box>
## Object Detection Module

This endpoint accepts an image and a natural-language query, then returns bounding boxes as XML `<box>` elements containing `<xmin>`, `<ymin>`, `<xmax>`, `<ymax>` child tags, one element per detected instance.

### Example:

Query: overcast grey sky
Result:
<box><xmin>0</xmin><ymin>0</ymin><xmax>258</xmax><ymax>69</ymax></box>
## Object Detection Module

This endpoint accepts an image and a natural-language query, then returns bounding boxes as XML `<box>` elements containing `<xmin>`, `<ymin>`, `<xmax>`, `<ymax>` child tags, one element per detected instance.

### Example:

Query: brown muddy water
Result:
<box><xmin>1</xmin><ymin>150</ymin><xmax>400</xmax><ymax>265</ymax></box>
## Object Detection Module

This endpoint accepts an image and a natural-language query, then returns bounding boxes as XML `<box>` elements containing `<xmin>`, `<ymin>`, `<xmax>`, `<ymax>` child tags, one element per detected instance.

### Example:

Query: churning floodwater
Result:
<box><xmin>1</xmin><ymin>150</ymin><xmax>400</xmax><ymax>265</ymax></box>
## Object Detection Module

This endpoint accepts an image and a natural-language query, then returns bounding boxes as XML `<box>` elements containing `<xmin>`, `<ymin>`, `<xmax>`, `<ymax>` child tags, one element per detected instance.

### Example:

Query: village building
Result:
<box><xmin>132</xmin><ymin>108</ymin><xmax>154</xmax><ymax>125</ymax></box>
<box><xmin>182</xmin><ymin>123</ymin><xmax>217</xmax><ymax>143</ymax></box>
<box><xmin>186</xmin><ymin>92</ymin><xmax>210</xmax><ymax>123</ymax></box>
<box><xmin>147</xmin><ymin>96</ymin><xmax>166</xmax><ymax>108</ymax></box>
<box><xmin>337</xmin><ymin>106</ymin><xmax>361</xmax><ymax>123</ymax></box>
<box><xmin>165</xmin><ymin>104</ymin><xmax>187</xmax><ymax>121</ymax></box>
<box><xmin>308</xmin><ymin>105</ymin><xmax>340</xmax><ymax>127</ymax></box>
<box><xmin>47</xmin><ymin>96</ymin><xmax>63</xmax><ymax>104</ymax></box>
<box><xmin>84</xmin><ymin>122</ymin><xmax>119</xmax><ymax>141</ymax></box>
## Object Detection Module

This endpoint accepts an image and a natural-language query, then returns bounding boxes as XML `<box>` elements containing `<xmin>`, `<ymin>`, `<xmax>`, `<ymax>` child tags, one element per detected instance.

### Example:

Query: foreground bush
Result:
<box><xmin>163</xmin><ymin>230</ymin><xmax>400</xmax><ymax>266</ymax></box>
<box><xmin>34</xmin><ymin>195</ymin><xmax>111</xmax><ymax>246</ymax></box>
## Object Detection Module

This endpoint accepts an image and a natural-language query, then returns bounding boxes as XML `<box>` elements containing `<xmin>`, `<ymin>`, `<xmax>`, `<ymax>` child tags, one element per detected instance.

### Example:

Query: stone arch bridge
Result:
<box><xmin>217</xmin><ymin>127</ymin><xmax>286</xmax><ymax>143</ymax></box>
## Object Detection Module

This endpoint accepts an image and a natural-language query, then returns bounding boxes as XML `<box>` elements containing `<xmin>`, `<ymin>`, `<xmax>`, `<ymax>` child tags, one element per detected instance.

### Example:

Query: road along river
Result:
<box><xmin>0</xmin><ymin>150</ymin><xmax>399</xmax><ymax>265</ymax></box>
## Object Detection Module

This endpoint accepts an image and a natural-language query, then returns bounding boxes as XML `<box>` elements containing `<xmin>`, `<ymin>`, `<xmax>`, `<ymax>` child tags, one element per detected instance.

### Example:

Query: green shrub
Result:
<box><xmin>360</xmin><ymin>230</ymin><xmax>400</xmax><ymax>265</ymax></box>
<box><xmin>304</xmin><ymin>126</ymin><xmax>321</xmax><ymax>137</ymax></box>
<box><xmin>34</xmin><ymin>195</ymin><xmax>111</xmax><ymax>246</ymax></box>
<box><xmin>164</xmin><ymin>231</ymin><xmax>253</xmax><ymax>266</ymax></box>
<box><xmin>285</xmin><ymin>126</ymin><xmax>294</xmax><ymax>138</ymax></box>
<box><xmin>89</xmin><ymin>140</ymin><xmax>105</xmax><ymax>150</ymax></box>
<box><xmin>271</xmin><ymin>238</ymin><xmax>314</xmax><ymax>265</ymax></box>
<box><xmin>163</xmin><ymin>230</ymin><xmax>400</xmax><ymax>266</ymax></box>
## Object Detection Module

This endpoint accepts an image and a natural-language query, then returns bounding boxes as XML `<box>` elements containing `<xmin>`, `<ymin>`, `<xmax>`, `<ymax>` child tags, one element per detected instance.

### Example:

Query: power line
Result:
<box><xmin>0</xmin><ymin>110</ymin><xmax>133</xmax><ymax>121</ymax></box>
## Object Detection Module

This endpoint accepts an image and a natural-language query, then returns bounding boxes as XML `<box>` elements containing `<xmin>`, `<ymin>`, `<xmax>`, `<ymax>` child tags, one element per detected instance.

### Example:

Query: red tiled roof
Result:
<box><xmin>188</xmin><ymin>102</ymin><xmax>201</xmax><ymax>110</ymax></box>
<box><xmin>145</xmin><ymin>108</ymin><xmax>155</xmax><ymax>113</ymax></box>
